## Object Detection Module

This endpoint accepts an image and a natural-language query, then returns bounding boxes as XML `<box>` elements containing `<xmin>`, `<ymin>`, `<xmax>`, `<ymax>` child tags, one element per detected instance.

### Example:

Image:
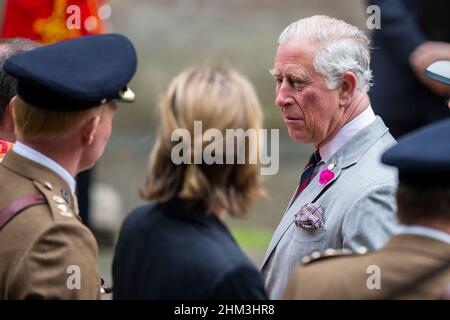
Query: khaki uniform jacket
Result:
<box><xmin>283</xmin><ymin>234</ymin><xmax>450</xmax><ymax>299</ymax></box>
<box><xmin>0</xmin><ymin>152</ymin><xmax>100</xmax><ymax>299</ymax></box>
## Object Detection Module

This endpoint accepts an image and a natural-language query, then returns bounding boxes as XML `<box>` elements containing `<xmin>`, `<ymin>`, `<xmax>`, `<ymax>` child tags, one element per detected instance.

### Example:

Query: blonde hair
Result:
<box><xmin>14</xmin><ymin>97</ymin><xmax>103</xmax><ymax>140</ymax></box>
<box><xmin>142</xmin><ymin>66</ymin><xmax>265</xmax><ymax>217</ymax></box>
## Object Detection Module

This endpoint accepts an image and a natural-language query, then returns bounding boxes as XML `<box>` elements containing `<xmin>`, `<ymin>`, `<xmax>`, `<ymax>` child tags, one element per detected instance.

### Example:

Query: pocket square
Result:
<box><xmin>294</xmin><ymin>203</ymin><xmax>324</xmax><ymax>229</ymax></box>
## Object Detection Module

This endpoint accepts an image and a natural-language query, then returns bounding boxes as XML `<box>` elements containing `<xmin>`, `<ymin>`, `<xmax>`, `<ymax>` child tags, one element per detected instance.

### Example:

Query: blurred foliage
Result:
<box><xmin>230</xmin><ymin>226</ymin><xmax>273</xmax><ymax>251</ymax></box>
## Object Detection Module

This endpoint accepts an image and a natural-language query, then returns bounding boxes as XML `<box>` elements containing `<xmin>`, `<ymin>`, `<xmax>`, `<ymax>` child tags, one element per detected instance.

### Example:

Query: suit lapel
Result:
<box><xmin>262</xmin><ymin>117</ymin><xmax>392</xmax><ymax>268</ymax></box>
<box><xmin>261</xmin><ymin>159</ymin><xmax>342</xmax><ymax>266</ymax></box>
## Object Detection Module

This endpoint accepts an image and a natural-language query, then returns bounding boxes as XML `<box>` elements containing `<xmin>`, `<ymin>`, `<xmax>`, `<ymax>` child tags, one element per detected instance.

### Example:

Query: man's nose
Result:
<box><xmin>275</xmin><ymin>80</ymin><xmax>293</xmax><ymax>107</ymax></box>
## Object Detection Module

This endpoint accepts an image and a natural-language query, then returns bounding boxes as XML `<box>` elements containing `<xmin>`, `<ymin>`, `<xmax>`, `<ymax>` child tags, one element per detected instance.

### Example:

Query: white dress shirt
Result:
<box><xmin>397</xmin><ymin>225</ymin><xmax>450</xmax><ymax>245</ymax></box>
<box><xmin>13</xmin><ymin>141</ymin><xmax>76</xmax><ymax>193</ymax></box>
<box><xmin>319</xmin><ymin>105</ymin><xmax>377</xmax><ymax>163</ymax></box>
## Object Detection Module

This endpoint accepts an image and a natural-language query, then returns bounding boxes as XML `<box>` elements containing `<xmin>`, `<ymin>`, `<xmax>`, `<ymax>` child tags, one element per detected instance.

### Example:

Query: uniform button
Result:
<box><xmin>59</xmin><ymin>211</ymin><xmax>73</xmax><ymax>217</ymax></box>
<box><xmin>342</xmin><ymin>248</ymin><xmax>353</xmax><ymax>255</ymax></box>
<box><xmin>356</xmin><ymin>246</ymin><xmax>368</xmax><ymax>254</ymax></box>
<box><xmin>302</xmin><ymin>256</ymin><xmax>311</xmax><ymax>264</ymax></box>
<box><xmin>60</xmin><ymin>190</ymin><xmax>69</xmax><ymax>203</ymax></box>
<box><xmin>52</xmin><ymin>195</ymin><xmax>66</xmax><ymax>204</ymax></box>
<box><xmin>57</xmin><ymin>204</ymin><xmax>73</xmax><ymax>217</ymax></box>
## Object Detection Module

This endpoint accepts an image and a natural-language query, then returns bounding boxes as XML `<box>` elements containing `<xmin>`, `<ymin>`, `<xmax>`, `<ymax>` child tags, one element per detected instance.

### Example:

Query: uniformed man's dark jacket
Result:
<box><xmin>283</xmin><ymin>234</ymin><xmax>450</xmax><ymax>299</ymax></box>
<box><xmin>369</xmin><ymin>0</ymin><xmax>450</xmax><ymax>138</ymax></box>
<box><xmin>0</xmin><ymin>152</ymin><xmax>100</xmax><ymax>299</ymax></box>
<box><xmin>112</xmin><ymin>197</ymin><xmax>268</xmax><ymax>300</ymax></box>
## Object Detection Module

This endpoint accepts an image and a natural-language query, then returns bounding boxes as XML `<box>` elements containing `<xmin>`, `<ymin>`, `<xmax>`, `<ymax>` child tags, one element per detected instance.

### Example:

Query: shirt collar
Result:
<box><xmin>397</xmin><ymin>225</ymin><xmax>450</xmax><ymax>245</ymax></box>
<box><xmin>13</xmin><ymin>141</ymin><xmax>76</xmax><ymax>193</ymax></box>
<box><xmin>319</xmin><ymin>105</ymin><xmax>376</xmax><ymax>163</ymax></box>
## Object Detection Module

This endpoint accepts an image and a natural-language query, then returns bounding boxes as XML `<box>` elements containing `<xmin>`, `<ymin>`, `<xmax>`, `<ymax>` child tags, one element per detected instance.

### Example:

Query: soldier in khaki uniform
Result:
<box><xmin>0</xmin><ymin>34</ymin><xmax>137</xmax><ymax>299</ymax></box>
<box><xmin>283</xmin><ymin>61</ymin><xmax>450</xmax><ymax>300</ymax></box>
<box><xmin>0</xmin><ymin>38</ymin><xmax>38</xmax><ymax>161</ymax></box>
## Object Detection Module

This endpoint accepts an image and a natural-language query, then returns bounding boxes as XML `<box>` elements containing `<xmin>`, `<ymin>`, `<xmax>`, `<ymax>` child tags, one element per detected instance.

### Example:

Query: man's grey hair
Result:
<box><xmin>278</xmin><ymin>15</ymin><xmax>372</xmax><ymax>92</ymax></box>
<box><xmin>0</xmin><ymin>38</ymin><xmax>39</xmax><ymax>124</ymax></box>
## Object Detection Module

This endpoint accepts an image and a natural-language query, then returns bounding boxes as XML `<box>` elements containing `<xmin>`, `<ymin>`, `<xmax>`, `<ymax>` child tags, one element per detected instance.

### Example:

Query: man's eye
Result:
<box><xmin>292</xmin><ymin>80</ymin><xmax>305</xmax><ymax>89</ymax></box>
<box><xmin>274</xmin><ymin>78</ymin><xmax>282</xmax><ymax>84</ymax></box>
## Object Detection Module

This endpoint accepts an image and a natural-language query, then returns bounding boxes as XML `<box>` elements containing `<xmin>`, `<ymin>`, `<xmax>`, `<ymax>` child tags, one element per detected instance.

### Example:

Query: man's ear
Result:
<box><xmin>8</xmin><ymin>96</ymin><xmax>16</xmax><ymax>121</ymax></box>
<box><xmin>81</xmin><ymin>115</ymin><xmax>100</xmax><ymax>145</ymax></box>
<box><xmin>339</xmin><ymin>71</ymin><xmax>357</xmax><ymax>107</ymax></box>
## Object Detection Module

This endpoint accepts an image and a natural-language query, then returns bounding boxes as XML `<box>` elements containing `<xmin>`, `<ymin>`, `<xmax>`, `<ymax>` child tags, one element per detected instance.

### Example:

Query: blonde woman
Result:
<box><xmin>113</xmin><ymin>67</ymin><xmax>267</xmax><ymax>299</ymax></box>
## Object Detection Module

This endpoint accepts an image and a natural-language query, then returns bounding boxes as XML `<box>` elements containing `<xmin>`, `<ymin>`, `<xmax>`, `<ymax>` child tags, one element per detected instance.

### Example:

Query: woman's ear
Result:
<box><xmin>81</xmin><ymin>115</ymin><xmax>100</xmax><ymax>145</ymax></box>
<box><xmin>339</xmin><ymin>71</ymin><xmax>357</xmax><ymax>107</ymax></box>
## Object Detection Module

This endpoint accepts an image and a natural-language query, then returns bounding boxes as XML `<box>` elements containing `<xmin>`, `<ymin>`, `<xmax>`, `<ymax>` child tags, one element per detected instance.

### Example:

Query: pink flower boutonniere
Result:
<box><xmin>319</xmin><ymin>162</ymin><xmax>336</xmax><ymax>185</ymax></box>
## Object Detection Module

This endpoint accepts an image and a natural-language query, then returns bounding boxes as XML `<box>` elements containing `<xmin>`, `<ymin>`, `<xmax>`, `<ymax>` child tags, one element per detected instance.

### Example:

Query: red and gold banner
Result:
<box><xmin>1</xmin><ymin>0</ymin><xmax>109</xmax><ymax>44</ymax></box>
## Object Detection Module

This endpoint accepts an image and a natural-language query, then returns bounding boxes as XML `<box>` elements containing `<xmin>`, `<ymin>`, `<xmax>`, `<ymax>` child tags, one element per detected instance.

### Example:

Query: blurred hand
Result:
<box><xmin>409</xmin><ymin>41</ymin><xmax>450</xmax><ymax>97</ymax></box>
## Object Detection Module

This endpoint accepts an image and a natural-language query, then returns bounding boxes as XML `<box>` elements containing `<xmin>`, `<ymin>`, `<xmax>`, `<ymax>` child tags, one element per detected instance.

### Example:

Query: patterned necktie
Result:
<box><xmin>291</xmin><ymin>150</ymin><xmax>322</xmax><ymax>205</ymax></box>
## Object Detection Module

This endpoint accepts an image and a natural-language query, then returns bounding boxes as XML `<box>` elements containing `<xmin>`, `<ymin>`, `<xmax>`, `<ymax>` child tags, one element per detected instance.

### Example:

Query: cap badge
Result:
<box><xmin>119</xmin><ymin>87</ymin><xmax>135</xmax><ymax>102</ymax></box>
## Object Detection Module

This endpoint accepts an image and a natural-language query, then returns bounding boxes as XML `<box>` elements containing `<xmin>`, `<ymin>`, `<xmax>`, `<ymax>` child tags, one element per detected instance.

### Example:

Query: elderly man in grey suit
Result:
<box><xmin>262</xmin><ymin>15</ymin><xmax>398</xmax><ymax>299</ymax></box>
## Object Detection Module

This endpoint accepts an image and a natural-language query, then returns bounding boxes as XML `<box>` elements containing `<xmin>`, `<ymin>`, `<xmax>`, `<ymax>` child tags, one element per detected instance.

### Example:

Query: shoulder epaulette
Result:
<box><xmin>302</xmin><ymin>246</ymin><xmax>369</xmax><ymax>265</ymax></box>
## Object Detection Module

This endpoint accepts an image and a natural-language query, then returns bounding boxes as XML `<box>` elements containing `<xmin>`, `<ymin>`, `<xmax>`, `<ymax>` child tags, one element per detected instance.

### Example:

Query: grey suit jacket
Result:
<box><xmin>261</xmin><ymin>117</ymin><xmax>399</xmax><ymax>299</ymax></box>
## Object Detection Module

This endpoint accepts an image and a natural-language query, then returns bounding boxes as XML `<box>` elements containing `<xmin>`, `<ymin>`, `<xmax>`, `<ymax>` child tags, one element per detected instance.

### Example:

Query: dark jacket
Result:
<box><xmin>112</xmin><ymin>197</ymin><xmax>267</xmax><ymax>300</ymax></box>
<box><xmin>369</xmin><ymin>0</ymin><xmax>450</xmax><ymax>138</ymax></box>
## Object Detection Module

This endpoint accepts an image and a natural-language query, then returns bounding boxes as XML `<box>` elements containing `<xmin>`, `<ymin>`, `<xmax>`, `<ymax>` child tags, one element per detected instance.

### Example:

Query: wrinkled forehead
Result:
<box><xmin>272</xmin><ymin>39</ymin><xmax>318</xmax><ymax>77</ymax></box>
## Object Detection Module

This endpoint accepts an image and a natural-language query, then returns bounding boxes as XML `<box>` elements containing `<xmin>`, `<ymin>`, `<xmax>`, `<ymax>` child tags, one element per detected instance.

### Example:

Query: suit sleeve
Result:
<box><xmin>210</xmin><ymin>266</ymin><xmax>268</xmax><ymax>300</ymax></box>
<box><xmin>341</xmin><ymin>183</ymin><xmax>398</xmax><ymax>251</ymax></box>
<box><xmin>11</xmin><ymin>222</ymin><xmax>101</xmax><ymax>300</ymax></box>
<box><xmin>369</xmin><ymin>0</ymin><xmax>427</xmax><ymax>63</ymax></box>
